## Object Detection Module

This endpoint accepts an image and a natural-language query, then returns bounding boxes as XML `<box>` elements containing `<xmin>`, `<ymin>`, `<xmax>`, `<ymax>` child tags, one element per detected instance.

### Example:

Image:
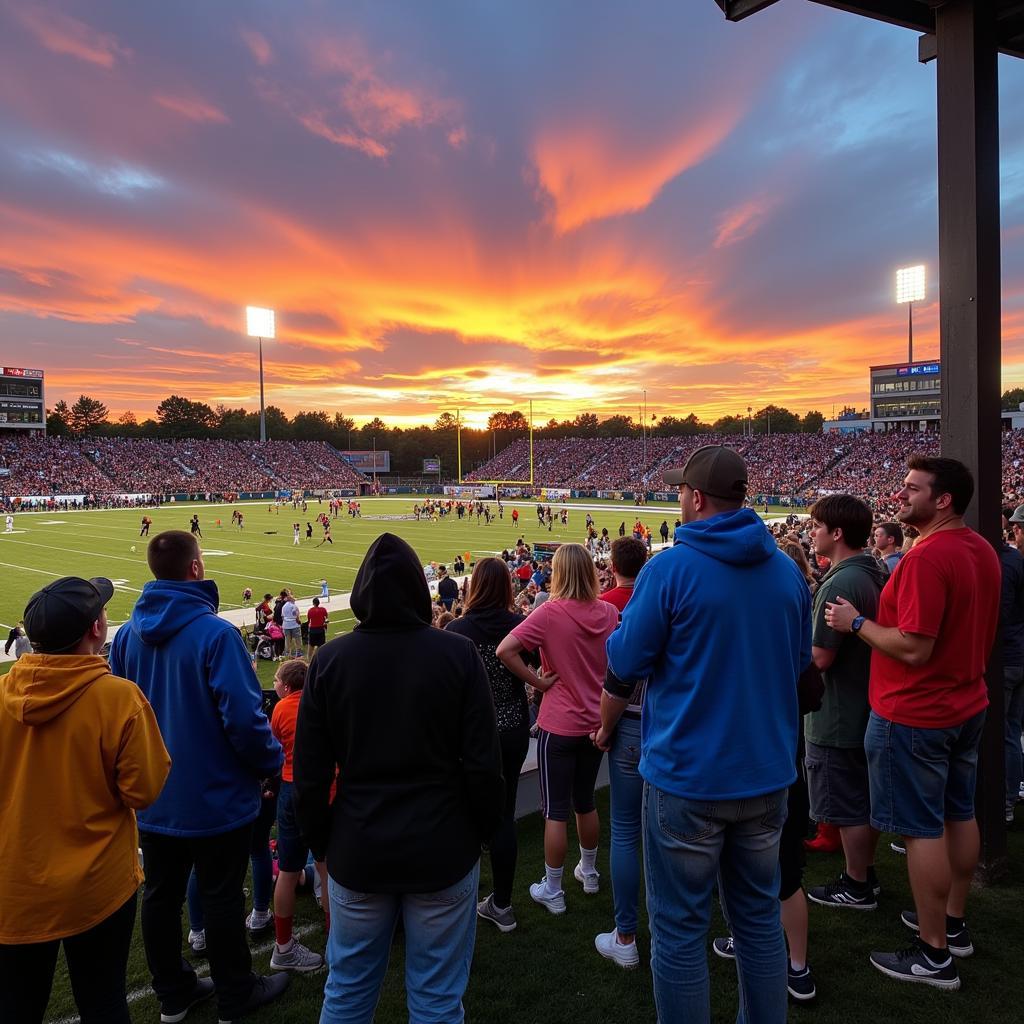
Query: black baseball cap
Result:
<box><xmin>663</xmin><ymin>445</ymin><xmax>748</xmax><ymax>500</ymax></box>
<box><xmin>24</xmin><ymin>576</ymin><xmax>114</xmax><ymax>653</ymax></box>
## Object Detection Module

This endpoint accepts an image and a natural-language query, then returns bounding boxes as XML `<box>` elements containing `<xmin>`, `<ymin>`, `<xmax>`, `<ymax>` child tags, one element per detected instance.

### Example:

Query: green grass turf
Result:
<box><xmin>0</xmin><ymin>496</ymin><xmax>685</xmax><ymax>639</ymax></box>
<box><xmin>39</xmin><ymin>789</ymin><xmax>1024</xmax><ymax>1023</ymax></box>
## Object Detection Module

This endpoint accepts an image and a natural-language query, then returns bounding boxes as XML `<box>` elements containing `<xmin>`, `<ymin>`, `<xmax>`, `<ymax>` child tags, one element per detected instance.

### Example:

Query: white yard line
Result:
<box><xmin>50</xmin><ymin>923</ymin><xmax>319</xmax><ymax>1024</ymax></box>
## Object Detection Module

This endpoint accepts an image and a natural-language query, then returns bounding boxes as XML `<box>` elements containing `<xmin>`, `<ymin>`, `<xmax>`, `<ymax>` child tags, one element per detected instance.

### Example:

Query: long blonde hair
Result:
<box><xmin>550</xmin><ymin>543</ymin><xmax>599</xmax><ymax>602</ymax></box>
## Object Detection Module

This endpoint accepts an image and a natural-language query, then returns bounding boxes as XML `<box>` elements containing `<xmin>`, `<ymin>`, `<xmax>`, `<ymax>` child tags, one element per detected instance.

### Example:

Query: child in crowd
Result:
<box><xmin>270</xmin><ymin>659</ymin><xmax>327</xmax><ymax>972</ymax></box>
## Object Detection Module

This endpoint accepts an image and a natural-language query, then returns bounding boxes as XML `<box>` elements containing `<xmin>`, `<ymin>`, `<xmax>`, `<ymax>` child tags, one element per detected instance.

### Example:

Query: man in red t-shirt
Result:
<box><xmin>305</xmin><ymin>598</ymin><xmax>329</xmax><ymax>659</ymax></box>
<box><xmin>826</xmin><ymin>456</ymin><xmax>1000</xmax><ymax>991</ymax></box>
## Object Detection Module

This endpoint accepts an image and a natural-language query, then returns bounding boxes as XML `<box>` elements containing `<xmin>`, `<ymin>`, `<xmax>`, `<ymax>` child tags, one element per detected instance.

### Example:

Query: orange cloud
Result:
<box><xmin>154</xmin><ymin>92</ymin><xmax>229</xmax><ymax>124</ymax></box>
<box><xmin>532</xmin><ymin>102</ymin><xmax>746</xmax><ymax>233</ymax></box>
<box><xmin>11</xmin><ymin>4</ymin><xmax>129</xmax><ymax>68</ymax></box>
<box><xmin>240</xmin><ymin>28</ymin><xmax>272</xmax><ymax>67</ymax></box>
<box><xmin>714</xmin><ymin>195</ymin><xmax>779</xmax><ymax>248</ymax></box>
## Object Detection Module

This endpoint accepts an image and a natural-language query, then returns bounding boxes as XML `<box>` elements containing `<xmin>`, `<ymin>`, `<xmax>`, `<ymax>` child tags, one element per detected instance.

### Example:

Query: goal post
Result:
<box><xmin>456</xmin><ymin>400</ymin><xmax>534</xmax><ymax>486</ymax></box>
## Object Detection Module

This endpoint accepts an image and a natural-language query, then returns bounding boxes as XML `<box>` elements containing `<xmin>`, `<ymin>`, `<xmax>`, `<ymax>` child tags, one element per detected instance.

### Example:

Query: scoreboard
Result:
<box><xmin>0</xmin><ymin>367</ymin><xmax>45</xmax><ymax>434</ymax></box>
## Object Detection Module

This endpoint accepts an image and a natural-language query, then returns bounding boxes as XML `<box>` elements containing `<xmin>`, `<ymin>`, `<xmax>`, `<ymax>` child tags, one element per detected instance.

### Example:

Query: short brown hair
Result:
<box><xmin>464</xmin><ymin>557</ymin><xmax>514</xmax><ymax>613</ymax></box>
<box><xmin>807</xmin><ymin>494</ymin><xmax>873</xmax><ymax>549</ymax></box>
<box><xmin>907</xmin><ymin>455</ymin><xmax>975</xmax><ymax>515</ymax></box>
<box><xmin>876</xmin><ymin>521</ymin><xmax>904</xmax><ymax>548</ymax></box>
<box><xmin>610</xmin><ymin>537</ymin><xmax>647</xmax><ymax>580</ymax></box>
<box><xmin>147</xmin><ymin>530</ymin><xmax>200</xmax><ymax>580</ymax></box>
<box><xmin>276</xmin><ymin>658</ymin><xmax>307</xmax><ymax>691</ymax></box>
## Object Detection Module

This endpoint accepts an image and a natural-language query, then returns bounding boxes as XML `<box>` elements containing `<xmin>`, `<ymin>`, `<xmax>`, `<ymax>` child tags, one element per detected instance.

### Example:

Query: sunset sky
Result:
<box><xmin>2</xmin><ymin>1</ymin><xmax>1024</xmax><ymax>429</ymax></box>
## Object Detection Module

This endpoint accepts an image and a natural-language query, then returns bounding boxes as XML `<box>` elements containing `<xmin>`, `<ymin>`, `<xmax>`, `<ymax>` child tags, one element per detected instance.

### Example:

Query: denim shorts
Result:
<box><xmin>276</xmin><ymin>781</ymin><xmax>310</xmax><ymax>872</ymax></box>
<box><xmin>864</xmin><ymin>709</ymin><xmax>986</xmax><ymax>839</ymax></box>
<box><xmin>804</xmin><ymin>741</ymin><xmax>870</xmax><ymax>827</ymax></box>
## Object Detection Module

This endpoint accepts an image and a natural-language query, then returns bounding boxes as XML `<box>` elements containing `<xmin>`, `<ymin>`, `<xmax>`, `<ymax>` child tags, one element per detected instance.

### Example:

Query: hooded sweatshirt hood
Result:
<box><xmin>351</xmin><ymin>533</ymin><xmax>432</xmax><ymax>630</ymax></box>
<box><xmin>129</xmin><ymin>579</ymin><xmax>221</xmax><ymax>646</ymax></box>
<box><xmin>3</xmin><ymin>653</ymin><xmax>109</xmax><ymax>725</ymax></box>
<box><xmin>675</xmin><ymin>507</ymin><xmax>777</xmax><ymax>567</ymax></box>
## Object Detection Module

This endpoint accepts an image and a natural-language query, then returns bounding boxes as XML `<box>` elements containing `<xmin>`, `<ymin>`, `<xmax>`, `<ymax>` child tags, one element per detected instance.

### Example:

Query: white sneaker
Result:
<box><xmin>246</xmin><ymin>908</ymin><xmax>273</xmax><ymax>933</ymax></box>
<box><xmin>574</xmin><ymin>862</ymin><xmax>600</xmax><ymax>894</ymax></box>
<box><xmin>529</xmin><ymin>880</ymin><xmax>566</xmax><ymax>915</ymax></box>
<box><xmin>270</xmin><ymin>939</ymin><xmax>324</xmax><ymax>973</ymax></box>
<box><xmin>595</xmin><ymin>930</ymin><xmax>640</xmax><ymax>969</ymax></box>
<box><xmin>187</xmin><ymin>928</ymin><xmax>206</xmax><ymax>954</ymax></box>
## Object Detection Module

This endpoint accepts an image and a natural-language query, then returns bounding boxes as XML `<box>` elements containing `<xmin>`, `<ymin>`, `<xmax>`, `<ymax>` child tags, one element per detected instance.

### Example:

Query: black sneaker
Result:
<box><xmin>900</xmin><ymin>910</ymin><xmax>974</xmax><ymax>958</ymax></box>
<box><xmin>788</xmin><ymin>962</ymin><xmax>817</xmax><ymax>1002</ymax></box>
<box><xmin>711</xmin><ymin>936</ymin><xmax>735</xmax><ymax>960</ymax></box>
<box><xmin>869</xmin><ymin>940</ymin><xmax>960</xmax><ymax>990</ymax></box>
<box><xmin>217</xmin><ymin>973</ymin><xmax>290</xmax><ymax>1023</ymax></box>
<box><xmin>890</xmin><ymin>840</ymin><xmax>906</xmax><ymax>855</ymax></box>
<box><xmin>160</xmin><ymin>977</ymin><xmax>215</xmax><ymax>1023</ymax></box>
<box><xmin>807</xmin><ymin>872</ymin><xmax>877</xmax><ymax>911</ymax></box>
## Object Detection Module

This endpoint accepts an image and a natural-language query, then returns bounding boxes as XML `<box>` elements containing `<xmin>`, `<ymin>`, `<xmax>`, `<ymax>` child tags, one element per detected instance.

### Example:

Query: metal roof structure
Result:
<box><xmin>715</xmin><ymin>0</ymin><xmax>1024</xmax><ymax>58</ymax></box>
<box><xmin>710</xmin><ymin>0</ymin><xmax>1015</xmax><ymax>872</ymax></box>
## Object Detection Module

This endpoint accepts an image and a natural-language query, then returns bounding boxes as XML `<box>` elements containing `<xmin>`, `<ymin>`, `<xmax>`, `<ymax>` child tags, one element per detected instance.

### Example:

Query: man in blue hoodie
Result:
<box><xmin>109</xmin><ymin>530</ymin><xmax>287</xmax><ymax>1023</ymax></box>
<box><xmin>607</xmin><ymin>445</ymin><xmax>810</xmax><ymax>1024</ymax></box>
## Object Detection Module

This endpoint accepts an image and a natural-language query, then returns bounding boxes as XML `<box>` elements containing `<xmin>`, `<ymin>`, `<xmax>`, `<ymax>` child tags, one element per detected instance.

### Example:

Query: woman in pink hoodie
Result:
<box><xmin>497</xmin><ymin>543</ymin><xmax>618</xmax><ymax>915</ymax></box>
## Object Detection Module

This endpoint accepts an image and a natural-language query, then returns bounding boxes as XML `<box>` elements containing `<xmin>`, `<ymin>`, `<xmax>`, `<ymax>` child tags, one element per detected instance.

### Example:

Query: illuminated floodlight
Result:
<box><xmin>895</xmin><ymin>265</ymin><xmax>925</xmax><ymax>305</ymax></box>
<box><xmin>246</xmin><ymin>306</ymin><xmax>276</xmax><ymax>338</ymax></box>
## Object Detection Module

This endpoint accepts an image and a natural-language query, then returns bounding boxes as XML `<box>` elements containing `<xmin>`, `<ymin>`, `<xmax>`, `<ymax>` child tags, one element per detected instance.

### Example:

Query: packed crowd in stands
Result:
<box><xmin>0</xmin><ymin>438</ymin><xmax>365</xmax><ymax>497</ymax></box>
<box><xmin>2</xmin><ymin>443</ymin><xmax>1020</xmax><ymax>1023</ymax></box>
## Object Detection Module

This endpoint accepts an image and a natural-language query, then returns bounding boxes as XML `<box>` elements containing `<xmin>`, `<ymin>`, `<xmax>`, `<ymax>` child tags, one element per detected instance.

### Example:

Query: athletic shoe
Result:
<box><xmin>712</xmin><ymin>936</ymin><xmax>735</xmax><ymax>960</ymax></box>
<box><xmin>869</xmin><ymin>941</ymin><xmax>960</xmax><ymax>990</ymax></box>
<box><xmin>187</xmin><ymin>928</ymin><xmax>206</xmax><ymax>955</ymax></box>
<box><xmin>787</xmin><ymin>963</ymin><xmax>817</xmax><ymax>1002</ymax></box>
<box><xmin>807</xmin><ymin>872</ymin><xmax>877</xmax><ymax>911</ymax></box>
<box><xmin>890</xmin><ymin>840</ymin><xmax>907</xmax><ymax>855</ymax></box>
<box><xmin>1007</xmin><ymin>808</ymin><xmax>1015</xmax><ymax>824</ymax></box>
<box><xmin>217</xmin><ymin>973</ymin><xmax>290</xmax><ymax>1023</ymax></box>
<box><xmin>573</xmin><ymin>862</ymin><xmax>600</xmax><ymax>894</ymax></box>
<box><xmin>269</xmin><ymin>940</ymin><xmax>324</xmax><ymax>973</ymax></box>
<box><xmin>160</xmin><ymin>977</ymin><xmax>215</xmax><ymax>1023</ymax></box>
<box><xmin>477</xmin><ymin>893</ymin><xmax>517</xmax><ymax>932</ymax></box>
<box><xmin>595</xmin><ymin>930</ymin><xmax>640</xmax><ymax>969</ymax></box>
<box><xmin>803</xmin><ymin>821</ymin><xmax>842</xmax><ymax>853</ymax></box>
<box><xmin>246</xmin><ymin>908</ymin><xmax>273</xmax><ymax>933</ymax></box>
<box><xmin>529</xmin><ymin>880</ymin><xmax>566</xmax><ymax>915</ymax></box>
<box><xmin>900</xmin><ymin>910</ymin><xmax>974</xmax><ymax>957</ymax></box>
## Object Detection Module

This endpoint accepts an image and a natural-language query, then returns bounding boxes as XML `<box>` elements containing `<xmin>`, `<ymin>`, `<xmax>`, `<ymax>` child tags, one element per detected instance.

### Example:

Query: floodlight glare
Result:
<box><xmin>246</xmin><ymin>306</ymin><xmax>276</xmax><ymax>339</ymax></box>
<box><xmin>895</xmin><ymin>265</ymin><xmax>926</xmax><ymax>305</ymax></box>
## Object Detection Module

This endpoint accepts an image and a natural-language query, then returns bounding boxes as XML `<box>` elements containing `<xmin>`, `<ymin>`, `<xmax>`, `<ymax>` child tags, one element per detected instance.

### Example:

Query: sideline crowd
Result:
<box><xmin>0</xmin><ymin>445</ymin><xmax>1016</xmax><ymax>1024</ymax></box>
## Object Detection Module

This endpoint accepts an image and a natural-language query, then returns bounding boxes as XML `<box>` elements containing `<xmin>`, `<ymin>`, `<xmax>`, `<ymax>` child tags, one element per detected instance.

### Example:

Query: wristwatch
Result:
<box><xmin>851</xmin><ymin>615</ymin><xmax>866</xmax><ymax>634</ymax></box>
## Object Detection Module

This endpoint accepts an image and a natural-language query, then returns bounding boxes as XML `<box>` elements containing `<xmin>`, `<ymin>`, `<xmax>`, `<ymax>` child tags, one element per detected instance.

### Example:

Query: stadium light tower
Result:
<box><xmin>246</xmin><ymin>306</ymin><xmax>276</xmax><ymax>442</ymax></box>
<box><xmin>895</xmin><ymin>265</ymin><xmax>925</xmax><ymax>363</ymax></box>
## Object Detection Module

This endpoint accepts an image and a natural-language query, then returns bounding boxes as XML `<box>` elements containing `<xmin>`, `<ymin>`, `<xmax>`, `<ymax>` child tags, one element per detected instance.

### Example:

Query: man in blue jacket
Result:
<box><xmin>607</xmin><ymin>446</ymin><xmax>810</xmax><ymax>1024</ymax></box>
<box><xmin>110</xmin><ymin>530</ymin><xmax>287</xmax><ymax>1023</ymax></box>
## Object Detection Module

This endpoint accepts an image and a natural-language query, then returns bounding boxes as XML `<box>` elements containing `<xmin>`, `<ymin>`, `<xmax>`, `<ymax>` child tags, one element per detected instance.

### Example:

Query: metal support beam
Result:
<box><xmin>935</xmin><ymin>0</ymin><xmax>1005</xmax><ymax>876</ymax></box>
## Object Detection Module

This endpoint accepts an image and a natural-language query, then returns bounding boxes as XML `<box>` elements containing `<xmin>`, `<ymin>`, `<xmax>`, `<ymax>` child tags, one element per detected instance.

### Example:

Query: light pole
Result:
<box><xmin>747</xmin><ymin>406</ymin><xmax>752</xmax><ymax>437</ymax></box>
<box><xmin>246</xmin><ymin>306</ymin><xmax>275</xmax><ymax>442</ymax></box>
<box><xmin>896</xmin><ymin>265</ymin><xmax>925</xmax><ymax>363</ymax></box>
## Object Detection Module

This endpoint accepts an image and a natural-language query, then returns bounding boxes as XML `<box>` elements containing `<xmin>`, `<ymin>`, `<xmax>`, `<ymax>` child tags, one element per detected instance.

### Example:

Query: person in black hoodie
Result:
<box><xmin>294</xmin><ymin>533</ymin><xmax>503</xmax><ymax>1024</ymax></box>
<box><xmin>446</xmin><ymin>557</ymin><xmax>531</xmax><ymax>933</ymax></box>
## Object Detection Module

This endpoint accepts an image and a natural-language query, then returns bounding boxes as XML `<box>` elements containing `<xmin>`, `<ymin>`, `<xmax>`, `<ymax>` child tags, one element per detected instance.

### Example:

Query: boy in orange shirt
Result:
<box><xmin>269</xmin><ymin>659</ymin><xmax>327</xmax><ymax>973</ymax></box>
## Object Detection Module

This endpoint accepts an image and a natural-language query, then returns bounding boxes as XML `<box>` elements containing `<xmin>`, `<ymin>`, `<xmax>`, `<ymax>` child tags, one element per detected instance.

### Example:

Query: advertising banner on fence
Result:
<box><xmin>539</xmin><ymin>487</ymin><xmax>571</xmax><ymax>501</ymax></box>
<box><xmin>444</xmin><ymin>485</ymin><xmax>495</xmax><ymax>499</ymax></box>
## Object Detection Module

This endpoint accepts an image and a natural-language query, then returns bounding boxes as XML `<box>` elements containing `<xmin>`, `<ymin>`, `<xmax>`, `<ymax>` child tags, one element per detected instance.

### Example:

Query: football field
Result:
<box><xmin>0</xmin><ymin>496</ymin><xmax>683</xmax><ymax>646</ymax></box>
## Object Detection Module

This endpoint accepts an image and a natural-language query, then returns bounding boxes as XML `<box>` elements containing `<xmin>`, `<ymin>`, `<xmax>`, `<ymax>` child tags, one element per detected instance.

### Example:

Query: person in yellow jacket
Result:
<box><xmin>0</xmin><ymin>576</ymin><xmax>172</xmax><ymax>1024</ymax></box>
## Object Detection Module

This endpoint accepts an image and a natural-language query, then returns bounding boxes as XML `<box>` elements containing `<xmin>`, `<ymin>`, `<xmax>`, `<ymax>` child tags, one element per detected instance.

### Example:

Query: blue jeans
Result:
<box><xmin>643</xmin><ymin>782</ymin><xmax>788</xmax><ymax>1024</ymax></box>
<box><xmin>1005</xmin><ymin>666</ymin><xmax>1024</xmax><ymax>812</ymax></box>
<box><xmin>320</xmin><ymin>862</ymin><xmax>480</xmax><ymax>1024</ymax></box>
<box><xmin>609</xmin><ymin>715</ymin><xmax>643</xmax><ymax>935</ymax></box>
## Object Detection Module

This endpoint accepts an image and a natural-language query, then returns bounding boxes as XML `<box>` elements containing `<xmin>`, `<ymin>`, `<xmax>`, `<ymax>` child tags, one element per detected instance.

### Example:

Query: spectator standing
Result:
<box><xmin>438</xmin><ymin>567</ymin><xmax>459</xmax><ymax>612</ymax></box>
<box><xmin>109</xmin><ymin>531</ymin><xmax>288</xmax><ymax>1022</ymax></box>
<box><xmin>873</xmin><ymin>522</ymin><xmax>905</xmax><ymax>574</ymax></box>
<box><xmin>591</xmin><ymin>536</ymin><xmax>648</xmax><ymax>969</ymax></box>
<box><xmin>826</xmin><ymin>457</ymin><xmax>1000</xmax><ymax>989</ymax></box>
<box><xmin>497</xmin><ymin>543</ymin><xmax>618</xmax><ymax>914</ymax></box>
<box><xmin>607</xmin><ymin>445</ymin><xmax>810</xmax><ymax>1022</ymax></box>
<box><xmin>0</xmin><ymin>577</ymin><xmax>170</xmax><ymax>1024</ymax></box>
<box><xmin>4</xmin><ymin>621</ymin><xmax>31</xmax><ymax>659</ymax></box>
<box><xmin>1001</xmin><ymin>522</ymin><xmax>1024</xmax><ymax>823</ymax></box>
<box><xmin>294</xmin><ymin>533</ymin><xmax>503</xmax><ymax>1024</ymax></box>
<box><xmin>446</xmin><ymin>557</ymin><xmax>532</xmax><ymax>933</ymax></box>
<box><xmin>306</xmin><ymin>597</ymin><xmax>329</xmax><ymax>659</ymax></box>
<box><xmin>282</xmin><ymin>594</ymin><xmax>302</xmax><ymax>658</ymax></box>
<box><xmin>804</xmin><ymin>496</ymin><xmax>887</xmax><ymax>911</ymax></box>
